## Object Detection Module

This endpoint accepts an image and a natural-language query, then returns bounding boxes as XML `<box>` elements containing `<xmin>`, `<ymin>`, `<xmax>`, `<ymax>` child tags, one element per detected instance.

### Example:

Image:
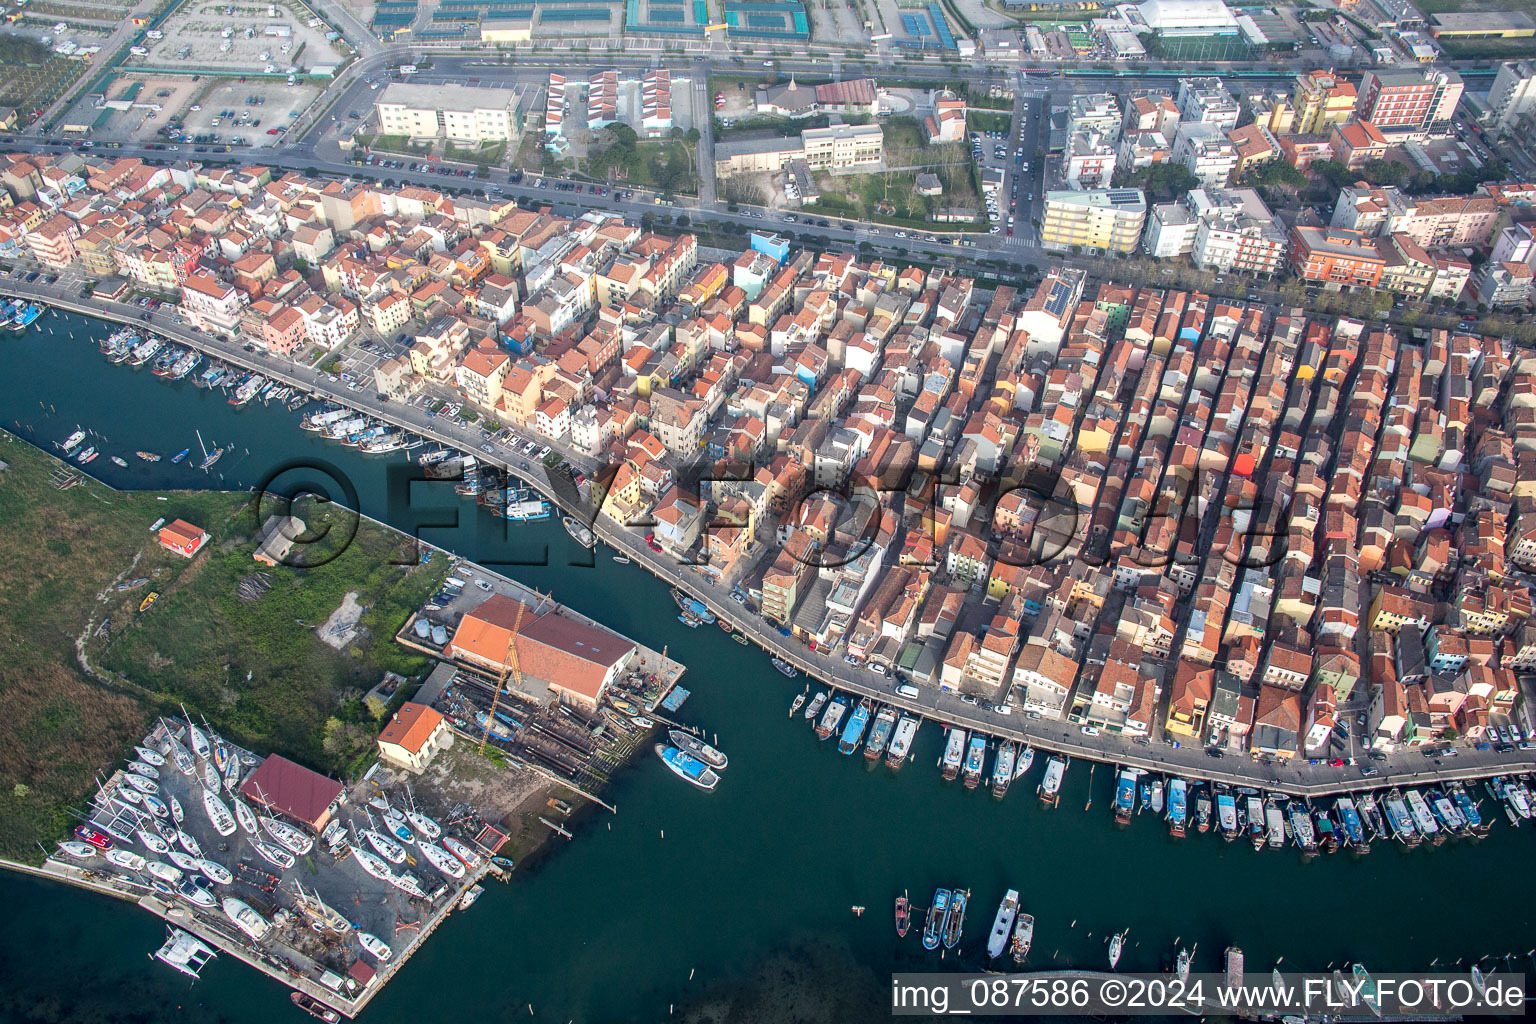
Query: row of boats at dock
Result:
<box><xmin>0</xmin><ymin>297</ymin><xmax>45</xmax><ymax>331</ymax></box>
<box><xmin>796</xmin><ymin>687</ymin><xmax>1528</xmax><ymax>856</ymax></box>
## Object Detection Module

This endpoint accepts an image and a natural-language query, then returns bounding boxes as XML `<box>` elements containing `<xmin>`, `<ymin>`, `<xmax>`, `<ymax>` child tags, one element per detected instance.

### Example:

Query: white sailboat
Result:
<box><xmin>137</xmin><ymin>828</ymin><xmax>171</xmax><ymax>854</ymax></box>
<box><xmin>197</xmin><ymin>858</ymin><xmax>233</xmax><ymax>886</ymax></box>
<box><xmin>134</xmin><ymin>746</ymin><xmax>166</xmax><ymax>768</ymax></box>
<box><xmin>417</xmin><ymin>841</ymin><xmax>465</xmax><ymax>879</ymax></box>
<box><xmin>1108</xmin><ymin>929</ymin><xmax>1128</xmax><ymax>969</ymax></box>
<box><xmin>234</xmin><ymin>798</ymin><xmax>259</xmax><ymax>836</ymax></box>
<box><xmin>168</xmin><ymin>850</ymin><xmax>202</xmax><ymax>873</ymax></box>
<box><xmin>175</xmin><ymin>831</ymin><xmax>202</xmax><ymax>858</ymax></box>
<box><xmin>251</xmin><ymin>839</ymin><xmax>296</xmax><ymax>870</ymax></box>
<box><xmin>127</xmin><ymin>761</ymin><xmax>160</xmax><ymax>780</ymax></box>
<box><xmin>152</xmin><ymin>928</ymin><xmax>217</xmax><ymax>979</ymax></box>
<box><xmin>203</xmin><ymin>788</ymin><xmax>237</xmax><ymax>837</ymax></box>
<box><xmin>351</xmin><ymin>845</ymin><xmax>396</xmax><ymax>884</ymax></box>
<box><xmin>145</xmin><ymin>860</ymin><xmax>182</xmax><ymax>885</ymax></box>
<box><xmin>360</xmin><ymin>821</ymin><xmax>406</xmax><ymax>864</ymax></box>
<box><xmin>169</xmin><ymin>795</ymin><xmax>183</xmax><ymax>825</ymax></box>
<box><xmin>261</xmin><ymin>816</ymin><xmax>314</xmax><ymax>855</ymax></box>
<box><xmin>183</xmin><ymin>708</ymin><xmax>211</xmax><ymax>761</ymax></box>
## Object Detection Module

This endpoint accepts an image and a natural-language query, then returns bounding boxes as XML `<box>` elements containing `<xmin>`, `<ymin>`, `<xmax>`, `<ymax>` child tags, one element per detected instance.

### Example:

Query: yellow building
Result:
<box><xmin>1040</xmin><ymin>188</ymin><xmax>1147</xmax><ymax>254</ymax></box>
<box><xmin>1291</xmin><ymin>70</ymin><xmax>1357</xmax><ymax>135</ymax></box>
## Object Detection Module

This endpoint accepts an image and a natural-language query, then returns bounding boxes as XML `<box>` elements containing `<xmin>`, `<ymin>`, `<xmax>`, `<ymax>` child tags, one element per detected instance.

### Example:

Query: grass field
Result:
<box><xmin>0</xmin><ymin>433</ymin><xmax>448</xmax><ymax>860</ymax></box>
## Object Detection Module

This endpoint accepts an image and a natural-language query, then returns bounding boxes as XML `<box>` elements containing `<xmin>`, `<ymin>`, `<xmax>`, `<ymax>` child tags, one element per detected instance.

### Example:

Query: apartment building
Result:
<box><xmin>1354</xmin><ymin>68</ymin><xmax>1462</xmax><ymax>138</ymax></box>
<box><xmin>1065</xmin><ymin>130</ymin><xmax>1118</xmax><ymax>190</ymax></box>
<box><xmin>1176</xmin><ymin>77</ymin><xmax>1240</xmax><ymax>129</ymax></box>
<box><xmin>1488</xmin><ymin>60</ymin><xmax>1536</xmax><ymax>127</ymax></box>
<box><xmin>1147</xmin><ymin>187</ymin><xmax>1288</xmax><ymax>275</ymax></box>
<box><xmin>180</xmin><ymin>271</ymin><xmax>247</xmax><ymax>337</ymax></box>
<box><xmin>375</xmin><ymin>83</ymin><xmax>520</xmax><ymax>143</ymax></box>
<box><xmin>1288</xmin><ymin>223</ymin><xmax>1387</xmax><ymax>288</ymax></box>
<box><xmin>1172</xmin><ymin>122</ymin><xmax>1238</xmax><ymax>187</ymax></box>
<box><xmin>1292</xmin><ymin>69</ymin><xmax>1357</xmax><ymax>133</ymax></box>
<box><xmin>1331</xmin><ymin>183</ymin><xmax>1501</xmax><ymax>248</ymax></box>
<box><xmin>1040</xmin><ymin>189</ymin><xmax>1147</xmax><ymax>255</ymax></box>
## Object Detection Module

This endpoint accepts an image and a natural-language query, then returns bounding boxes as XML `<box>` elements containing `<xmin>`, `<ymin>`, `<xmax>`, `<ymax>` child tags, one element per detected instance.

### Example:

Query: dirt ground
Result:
<box><xmin>373</xmin><ymin>741</ymin><xmax>590</xmax><ymax>863</ymax></box>
<box><xmin>145</xmin><ymin>0</ymin><xmax>348</xmax><ymax>73</ymax></box>
<box><xmin>317</xmin><ymin>589</ymin><xmax>364</xmax><ymax>649</ymax></box>
<box><xmin>70</xmin><ymin>72</ymin><xmax>320</xmax><ymax>147</ymax></box>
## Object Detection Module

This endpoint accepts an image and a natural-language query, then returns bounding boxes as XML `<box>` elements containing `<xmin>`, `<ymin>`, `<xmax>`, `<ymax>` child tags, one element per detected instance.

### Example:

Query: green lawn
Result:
<box><xmin>966</xmin><ymin>110</ymin><xmax>1013</xmax><ymax>134</ymax></box>
<box><xmin>0</xmin><ymin>433</ymin><xmax>448</xmax><ymax>860</ymax></box>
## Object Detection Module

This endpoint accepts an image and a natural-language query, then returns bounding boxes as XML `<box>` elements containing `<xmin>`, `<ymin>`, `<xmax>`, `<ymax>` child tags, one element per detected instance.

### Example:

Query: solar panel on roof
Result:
<box><xmin>1043</xmin><ymin>282</ymin><xmax>1071</xmax><ymax>318</ymax></box>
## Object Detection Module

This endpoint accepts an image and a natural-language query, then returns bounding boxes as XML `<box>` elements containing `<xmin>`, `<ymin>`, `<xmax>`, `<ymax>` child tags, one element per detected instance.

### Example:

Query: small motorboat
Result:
<box><xmin>105</xmin><ymin>849</ymin><xmax>147</xmax><ymax>872</ymax></box>
<box><xmin>895</xmin><ymin>890</ymin><xmax>911</xmax><ymax>938</ymax></box>
<box><xmin>1011</xmin><ymin>913</ymin><xmax>1034</xmax><ymax>964</ymax></box>
<box><xmin>790</xmin><ymin>691</ymin><xmax>807</xmax><ymax>717</ymax></box>
<box><xmin>177</xmin><ymin>877</ymin><xmax>216</xmax><ymax>908</ymax></box>
<box><xmin>145</xmin><ymin>860</ymin><xmax>182</xmax><ymax>885</ymax></box>
<box><xmin>222</xmin><ymin>897</ymin><xmax>272</xmax><ymax>942</ymax></box>
<box><xmin>358</xmin><ymin>932</ymin><xmax>393</xmax><ymax>962</ymax></box>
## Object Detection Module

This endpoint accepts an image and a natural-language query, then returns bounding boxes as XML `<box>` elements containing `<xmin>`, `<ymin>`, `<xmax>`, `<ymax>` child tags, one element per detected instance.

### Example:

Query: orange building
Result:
<box><xmin>1288</xmin><ymin>224</ymin><xmax>1386</xmax><ymax>288</ymax></box>
<box><xmin>157</xmin><ymin>519</ymin><xmax>209</xmax><ymax>558</ymax></box>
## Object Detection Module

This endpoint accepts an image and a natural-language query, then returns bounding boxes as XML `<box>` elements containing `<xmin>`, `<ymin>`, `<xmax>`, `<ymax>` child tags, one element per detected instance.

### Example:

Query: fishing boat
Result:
<box><xmin>1010</xmin><ymin>912</ymin><xmax>1034</xmax><ymax>963</ymax></box>
<box><xmin>668</xmin><ymin>729</ymin><xmax>728</xmax><ymax>769</ymax></box>
<box><xmin>789</xmin><ymin>691</ymin><xmax>807</xmax><ymax>717</ymax></box>
<box><xmin>1289</xmin><ymin>802</ymin><xmax>1317</xmax><ymax>854</ymax></box>
<box><xmin>804</xmin><ymin>691</ymin><xmax>828</xmax><ymax>721</ymax></box>
<box><xmin>196</xmin><ymin>858</ymin><xmax>232</xmax><ymax>886</ymax></box>
<box><xmin>987</xmin><ymin>890</ymin><xmax>1019</xmax><ymax>959</ymax></box>
<box><xmin>1177</xmin><ymin>945</ymin><xmax>1194</xmax><ymax>983</ymax></box>
<box><xmin>261</xmin><ymin>817</ymin><xmax>314</xmax><ymax>855</ymax></box>
<box><xmin>1449</xmin><ymin>783</ymin><xmax>1487</xmax><ymax>835</ymax></box>
<box><xmin>1314</xmin><ymin>805</ymin><xmax>1340</xmax><ymax>853</ymax></box>
<box><xmin>1167</xmin><ymin>777</ymin><xmax>1188</xmax><ymax>837</ymax></box>
<box><xmin>170</xmin><ymin>449</ymin><xmax>189</xmax><ymax>464</ymax></box>
<box><xmin>561</xmin><ymin>516</ymin><xmax>595</xmax><ymax>547</ymax></box>
<box><xmin>153</xmin><ymin>928</ymin><xmax>217</xmax><ymax>980</ymax></box>
<box><xmin>655</xmin><ymin>744</ymin><xmax>720</xmax><ymax>791</ymax></box>
<box><xmin>418</xmin><ymin>841</ymin><xmax>466</xmax><ymax>878</ymax></box>
<box><xmin>1353</xmin><ymin>964</ymin><xmax>1382</xmax><ymax>1017</ymax></box>
<box><xmin>228</xmin><ymin>375</ymin><xmax>265</xmax><ymax>406</ymax></box>
<box><xmin>1247</xmin><ymin>795</ymin><xmax>1266</xmax><ymax>849</ymax></box>
<box><xmin>961</xmin><ymin>732</ymin><xmax>987</xmax><ymax>789</ymax></box>
<box><xmin>990</xmin><ymin>741</ymin><xmax>1016</xmax><ymax>797</ymax></box>
<box><xmin>838</xmin><ymin>698</ymin><xmax>872</xmax><ymax>755</ymax></box>
<box><xmin>1150</xmin><ymin>777</ymin><xmax>1164</xmax><ymax>813</ymax></box>
<box><xmin>772</xmin><ymin>657</ymin><xmax>799</xmax><ymax>678</ymax></box>
<box><xmin>943</xmin><ymin>889</ymin><xmax>968</xmax><ymax>950</ymax></box>
<box><xmin>1195</xmin><ymin>787</ymin><xmax>1212</xmax><ymax>833</ymax></box>
<box><xmin>885</xmin><ymin>714</ymin><xmax>919</xmax><ymax>768</ymax></box>
<box><xmin>895</xmin><ymin>890</ymin><xmax>911</xmax><ymax>938</ymax></box>
<box><xmin>202</xmin><ymin>789</ymin><xmax>237</xmax><ymax>837</ymax></box>
<box><xmin>864</xmin><ymin>706</ymin><xmax>898</xmax><ymax>762</ymax></box>
<box><xmin>126</xmin><ymin>335</ymin><xmax>162</xmax><ymax>367</ymax></box>
<box><xmin>1406</xmin><ymin>789</ymin><xmax>1443</xmax><ymax>842</ymax></box>
<box><xmin>815</xmin><ymin>696</ymin><xmax>848</xmax><ymax>741</ymax></box>
<box><xmin>222</xmin><ymin>897</ymin><xmax>272</xmax><ymax>942</ymax></box>
<box><xmin>1335</xmin><ymin>796</ymin><xmax>1367</xmax><ymax>851</ymax></box>
<box><xmin>1038</xmin><ymin>756</ymin><xmax>1065</xmax><ymax>807</ymax></box>
<box><xmin>923</xmin><ymin>889</ymin><xmax>950</xmax><ymax>951</ymax></box>
<box><xmin>135</xmin><ymin>451</ymin><xmax>161</xmax><ymax>462</ymax></box>
<box><xmin>291</xmin><ymin>993</ymin><xmax>341</xmax><ymax>1022</ymax></box>
<box><xmin>1265</xmin><ymin>799</ymin><xmax>1286</xmax><ymax>849</ymax></box>
<box><xmin>10</xmin><ymin>302</ymin><xmax>43</xmax><ymax>331</ymax></box>
<box><xmin>1114</xmin><ymin>768</ymin><xmax>1137</xmax><ymax>825</ymax></box>
<box><xmin>1216</xmin><ymin>788</ymin><xmax>1239</xmax><ymax>839</ymax></box>
<box><xmin>1108</xmin><ymin>929</ymin><xmax>1126</xmax><ymax>969</ymax></box>
<box><xmin>940</xmin><ymin>727</ymin><xmax>966</xmax><ymax>781</ymax></box>
<box><xmin>1383</xmin><ymin>790</ymin><xmax>1420</xmax><ymax>846</ymax></box>
<box><xmin>475</xmin><ymin>710</ymin><xmax>515</xmax><ymax>741</ymax></box>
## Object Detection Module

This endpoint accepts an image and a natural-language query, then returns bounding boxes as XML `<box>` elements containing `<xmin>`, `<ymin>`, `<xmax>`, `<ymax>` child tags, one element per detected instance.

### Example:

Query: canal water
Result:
<box><xmin>1</xmin><ymin>310</ymin><xmax>1531</xmax><ymax>1024</ymax></box>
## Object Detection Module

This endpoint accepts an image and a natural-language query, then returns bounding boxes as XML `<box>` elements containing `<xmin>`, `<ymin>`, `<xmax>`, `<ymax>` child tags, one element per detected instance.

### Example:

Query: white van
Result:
<box><xmin>896</xmin><ymin>683</ymin><xmax>920</xmax><ymax>700</ymax></box>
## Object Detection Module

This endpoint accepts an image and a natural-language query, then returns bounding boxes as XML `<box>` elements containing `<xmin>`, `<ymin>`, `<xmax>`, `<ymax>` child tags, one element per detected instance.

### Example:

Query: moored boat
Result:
<box><xmin>803</xmin><ymin>691</ymin><xmax>828</xmax><ymax>721</ymax></box>
<box><xmin>961</xmin><ymin>732</ymin><xmax>987</xmax><ymax>789</ymax></box>
<box><xmin>668</xmin><ymin>729</ymin><xmax>728</xmax><ymax>769</ymax></box>
<box><xmin>1010</xmin><ymin>912</ymin><xmax>1034</xmax><ymax>964</ymax></box>
<box><xmin>1167</xmin><ymin>777</ymin><xmax>1188</xmax><ymax>837</ymax></box>
<box><xmin>838</xmin><ymin>698</ymin><xmax>872</xmax><ymax>755</ymax></box>
<box><xmin>923</xmin><ymin>889</ymin><xmax>950</xmax><ymax>951</ymax></box>
<box><xmin>943</xmin><ymin>888</ymin><xmax>968</xmax><ymax>950</ymax></box>
<box><xmin>291</xmin><ymin>993</ymin><xmax>341</xmax><ymax>1022</ymax></box>
<box><xmin>864</xmin><ymin>706</ymin><xmax>898</xmax><ymax>761</ymax></box>
<box><xmin>990</xmin><ymin>741</ymin><xmax>1016</xmax><ymax>798</ymax></box>
<box><xmin>885</xmin><ymin>714</ymin><xmax>919</xmax><ymax>768</ymax></box>
<box><xmin>940</xmin><ymin>727</ymin><xmax>966</xmax><ymax>782</ymax></box>
<box><xmin>895</xmin><ymin>890</ymin><xmax>911</xmax><ymax>938</ymax></box>
<box><xmin>815</xmin><ymin>696</ymin><xmax>847</xmax><ymax>741</ymax></box>
<box><xmin>987</xmin><ymin>890</ymin><xmax>1019</xmax><ymax>959</ymax></box>
<box><xmin>1038</xmin><ymin>755</ymin><xmax>1065</xmax><ymax>807</ymax></box>
<box><xmin>655</xmin><ymin>744</ymin><xmax>720</xmax><ymax>791</ymax></box>
<box><xmin>772</xmin><ymin>657</ymin><xmax>799</xmax><ymax>678</ymax></box>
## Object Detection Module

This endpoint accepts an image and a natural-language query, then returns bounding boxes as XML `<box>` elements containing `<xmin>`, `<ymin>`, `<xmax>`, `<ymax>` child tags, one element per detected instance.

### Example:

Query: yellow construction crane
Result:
<box><xmin>479</xmin><ymin>598</ymin><xmax>527</xmax><ymax>754</ymax></box>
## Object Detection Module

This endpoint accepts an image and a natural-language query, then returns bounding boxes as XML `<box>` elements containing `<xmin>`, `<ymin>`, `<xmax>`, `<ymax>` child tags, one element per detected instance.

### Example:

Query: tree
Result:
<box><xmin>1256</xmin><ymin>160</ymin><xmax>1308</xmax><ymax>190</ymax></box>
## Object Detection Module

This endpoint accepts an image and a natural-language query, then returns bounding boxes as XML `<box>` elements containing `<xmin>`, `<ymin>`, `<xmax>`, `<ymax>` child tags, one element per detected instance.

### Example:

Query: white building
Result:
<box><xmin>1187</xmin><ymin>187</ymin><xmax>1288</xmax><ymax>275</ymax></box>
<box><xmin>1068</xmin><ymin>93</ymin><xmax>1122</xmax><ymax>141</ymax></box>
<box><xmin>1173</xmin><ymin>122</ymin><xmax>1238</xmax><ymax>187</ymax></box>
<box><xmin>1176</xmin><ymin>77</ymin><xmax>1241</xmax><ymax>129</ymax></box>
<box><xmin>1131</xmin><ymin>0</ymin><xmax>1239</xmax><ymax>36</ymax></box>
<box><xmin>1064</xmin><ymin>129</ymin><xmax>1119</xmax><ymax>190</ymax></box>
<box><xmin>376</xmin><ymin>83</ymin><xmax>520</xmax><ymax>143</ymax></box>
<box><xmin>1488</xmin><ymin>60</ymin><xmax>1536</xmax><ymax>129</ymax></box>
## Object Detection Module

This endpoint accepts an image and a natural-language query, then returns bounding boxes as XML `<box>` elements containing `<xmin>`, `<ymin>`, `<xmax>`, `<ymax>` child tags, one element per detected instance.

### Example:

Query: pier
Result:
<box><xmin>9</xmin><ymin>285</ymin><xmax>1536</xmax><ymax>800</ymax></box>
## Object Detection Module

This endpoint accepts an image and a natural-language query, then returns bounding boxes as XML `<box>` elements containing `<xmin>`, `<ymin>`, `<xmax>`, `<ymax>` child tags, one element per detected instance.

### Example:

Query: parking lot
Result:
<box><xmin>143</xmin><ymin>0</ymin><xmax>348</xmax><ymax>74</ymax></box>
